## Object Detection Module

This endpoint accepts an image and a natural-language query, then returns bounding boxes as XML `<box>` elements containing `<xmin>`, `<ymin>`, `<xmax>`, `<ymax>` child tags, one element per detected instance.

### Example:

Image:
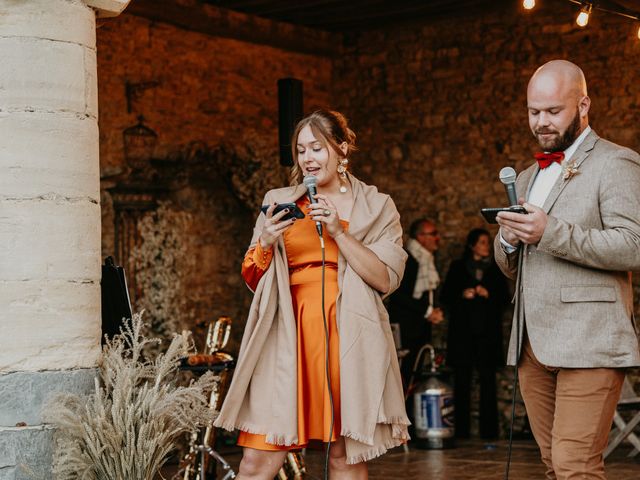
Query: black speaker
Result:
<box><xmin>278</xmin><ymin>78</ymin><xmax>303</xmax><ymax>167</ymax></box>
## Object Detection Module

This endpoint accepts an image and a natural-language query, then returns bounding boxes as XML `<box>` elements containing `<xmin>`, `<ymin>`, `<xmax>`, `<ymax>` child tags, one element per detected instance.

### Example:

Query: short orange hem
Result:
<box><xmin>237</xmin><ymin>432</ymin><xmax>339</xmax><ymax>451</ymax></box>
<box><xmin>237</xmin><ymin>432</ymin><xmax>304</xmax><ymax>451</ymax></box>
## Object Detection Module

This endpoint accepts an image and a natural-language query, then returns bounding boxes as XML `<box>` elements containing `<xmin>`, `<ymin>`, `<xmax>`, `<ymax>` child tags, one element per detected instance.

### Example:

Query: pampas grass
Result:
<box><xmin>45</xmin><ymin>313</ymin><xmax>216</xmax><ymax>480</ymax></box>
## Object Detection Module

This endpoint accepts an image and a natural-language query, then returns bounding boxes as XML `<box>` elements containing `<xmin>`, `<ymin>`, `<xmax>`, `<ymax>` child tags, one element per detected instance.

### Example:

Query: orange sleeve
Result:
<box><xmin>241</xmin><ymin>239</ymin><xmax>274</xmax><ymax>290</ymax></box>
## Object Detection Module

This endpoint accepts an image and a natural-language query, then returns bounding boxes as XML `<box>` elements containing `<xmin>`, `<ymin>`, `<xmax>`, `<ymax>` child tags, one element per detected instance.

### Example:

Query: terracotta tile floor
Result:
<box><xmin>167</xmin><ymin>439</ymin><xmax>640</xmax><ymax>479</ymax></box>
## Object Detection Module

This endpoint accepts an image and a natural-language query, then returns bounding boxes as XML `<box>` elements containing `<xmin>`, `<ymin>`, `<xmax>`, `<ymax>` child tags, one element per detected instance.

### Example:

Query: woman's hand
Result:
<box><xmin>308</xmin><ymin>193</ymin><xmax>344</xmax><ymax>238</ymax></box>
<box><xmin>475</xmin><ymin>285</ymin><xmax>489</xmax><ymax>298</ymax></box>
<box><xmin>427</xmin><ymin>307</ymin><xmax>444</xmax><ymax>325</ymax></box>
<box><xmin>259</xmin><ymin>203</ymin><xmax>296</xmax><ymax>248</ymax></box>
<box><xmin>463</xmin><ymin>286</ymin><xmax>489</xmax><ymax>299</ymax></box>
<box><xmin>462</xmin><ymin>288</ymin><xmax>476</xmax><ymax>299</ymax></box>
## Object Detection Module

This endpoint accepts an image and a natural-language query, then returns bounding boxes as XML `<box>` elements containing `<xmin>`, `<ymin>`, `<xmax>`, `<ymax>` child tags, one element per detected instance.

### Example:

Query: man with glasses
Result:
<box><xmin>389</xmin><ymin>218</ymin><xmax>444</xmax><ymax>385</ymax></box>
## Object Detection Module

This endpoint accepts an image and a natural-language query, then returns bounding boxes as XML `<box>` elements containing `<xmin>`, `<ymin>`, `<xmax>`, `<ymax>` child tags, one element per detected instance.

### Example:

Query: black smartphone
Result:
<box><xmin>260</xmin><ymin>202</ymin><xmax>305</xmax><ymax>221</ymax></box>
<box><xmin>480</xmin><ymin>206</ymin><xmax>527</xmax><ymax>224</ymax></box>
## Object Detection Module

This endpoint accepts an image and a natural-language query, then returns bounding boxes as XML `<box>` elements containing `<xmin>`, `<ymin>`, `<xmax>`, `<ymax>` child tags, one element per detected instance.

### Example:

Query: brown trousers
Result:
<box><xmin>518</xmin><ymin>336</ymin><xmax>624</xmax><ymax>479</ymax></box>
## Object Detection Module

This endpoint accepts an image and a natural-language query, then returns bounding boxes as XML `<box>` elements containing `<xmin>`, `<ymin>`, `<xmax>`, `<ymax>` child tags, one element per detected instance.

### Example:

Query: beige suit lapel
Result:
<box><xmin>540</xmin><ymin>130</ymin><xmax>599</xmax><ymax>214</ymax></box>
<box><xmin>525</xmin><ymin>165</ymin><xmax>538</xmax><ymax>200</ymax></box>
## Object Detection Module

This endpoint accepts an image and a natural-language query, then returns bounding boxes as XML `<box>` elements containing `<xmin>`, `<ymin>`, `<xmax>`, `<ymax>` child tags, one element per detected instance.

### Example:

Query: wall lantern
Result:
<box><xmin>123</xmin><ymin>115</ymin><xmax>158</xmax><ymax>171</ymax></box>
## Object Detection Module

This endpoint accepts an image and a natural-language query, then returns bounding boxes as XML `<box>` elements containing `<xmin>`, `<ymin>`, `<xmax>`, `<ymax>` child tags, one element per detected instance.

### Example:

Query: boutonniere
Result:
<box><xmin>562</xmin><ymin>160</ymin><xmax>580</xmax><ymax>181</ymax></box>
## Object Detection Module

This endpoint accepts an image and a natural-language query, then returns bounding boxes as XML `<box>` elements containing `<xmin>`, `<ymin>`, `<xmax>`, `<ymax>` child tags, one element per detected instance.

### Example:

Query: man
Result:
<box><xmin>495</xmin><ymin>59</ymin><xmax>640</xmax><ymax>479</ymax></box>
<box><xmin>388</xmin><ymin>218</ymin><xmax>444</xmax><ymax>385</ymax></box>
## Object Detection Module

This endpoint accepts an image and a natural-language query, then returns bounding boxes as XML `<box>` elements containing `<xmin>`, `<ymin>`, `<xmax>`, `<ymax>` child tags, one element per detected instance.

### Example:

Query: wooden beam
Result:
<box><xmin>126</xmin><ymin>0</ymin><xmax>340</xmax><ymax>57</ymax></box>
<box><xmin>205</xmin><ymin>0</ymin><xmax>514</xmax><ymax>32</ymax></box>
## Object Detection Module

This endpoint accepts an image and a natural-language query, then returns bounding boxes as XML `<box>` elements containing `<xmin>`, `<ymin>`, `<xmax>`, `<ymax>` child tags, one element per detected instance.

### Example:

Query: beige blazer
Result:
<box><xmin>495</xmin><ymin>130</ymin><xmax>640</xmax><ymax>368</ymax></box>
<box><xmin>214</xmin><ymin>174</ymin><xmax>410</xmax><ymax>464</ymax></box>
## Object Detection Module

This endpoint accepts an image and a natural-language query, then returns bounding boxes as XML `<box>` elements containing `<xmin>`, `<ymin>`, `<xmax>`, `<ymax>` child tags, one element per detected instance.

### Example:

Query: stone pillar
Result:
<box><xmin>0</xmin><ymin>1</ymin><xmax>129</xmax><ymax>478</ymax></box>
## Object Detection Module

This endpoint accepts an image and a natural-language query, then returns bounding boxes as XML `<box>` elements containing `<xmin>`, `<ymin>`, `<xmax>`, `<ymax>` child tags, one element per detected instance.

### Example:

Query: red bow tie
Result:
<box><xmin>534</xmin><ymin>151</ymin><xmax>565</xmax><ymax>169</ymax></box>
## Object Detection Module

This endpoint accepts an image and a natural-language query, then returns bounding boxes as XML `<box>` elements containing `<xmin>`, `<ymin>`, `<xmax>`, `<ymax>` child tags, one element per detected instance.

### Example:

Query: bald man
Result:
<box><xmin>494</xmin><ymin>60</ymin><xmax>640</xmax><ymax>479</ymax></box>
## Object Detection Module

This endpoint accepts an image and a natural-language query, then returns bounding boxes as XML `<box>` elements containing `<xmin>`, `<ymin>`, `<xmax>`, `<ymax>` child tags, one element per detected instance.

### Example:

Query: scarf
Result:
<box><xmin>406</xmin><ymin>238</ymin><xmax>440</xmax><ymax>300</ymax></box>
<box><xmin>214</xmin><ymin>174</ymin><xmax>410</xmax><ymax>464</ymax></box>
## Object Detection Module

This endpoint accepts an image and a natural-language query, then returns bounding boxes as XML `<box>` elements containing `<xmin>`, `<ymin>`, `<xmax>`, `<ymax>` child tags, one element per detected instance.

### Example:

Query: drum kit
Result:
<box><xmin>175</xmin><ymin>316</ymin><xmax>306</xmax><ymax>480</ymax></box>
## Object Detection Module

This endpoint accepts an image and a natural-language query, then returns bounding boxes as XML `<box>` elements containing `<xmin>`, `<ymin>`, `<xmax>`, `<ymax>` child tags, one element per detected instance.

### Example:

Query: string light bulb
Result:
<box><xmin>522</xmin><ymin>0</ymin><xmax>640</xmax><ymax>41</ymax></box>
<box><xmin>576</xmin><ymin>3</ymin><xmax>592</xmax><ymax>27</ymax></box>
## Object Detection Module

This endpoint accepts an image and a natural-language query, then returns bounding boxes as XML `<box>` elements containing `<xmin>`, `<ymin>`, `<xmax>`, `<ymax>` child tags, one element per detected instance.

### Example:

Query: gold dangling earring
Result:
<box><xmin>338</xmin><ymin>158</ymin><xmax>349</xmax><ymax>193</ymax></box>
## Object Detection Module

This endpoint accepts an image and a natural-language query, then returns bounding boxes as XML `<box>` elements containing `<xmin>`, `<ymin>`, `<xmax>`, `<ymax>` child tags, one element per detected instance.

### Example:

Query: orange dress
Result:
<box><xmin>237</xmin><ymin>196</ymin><xmax>348</xmax><ymax>450</ymax></box>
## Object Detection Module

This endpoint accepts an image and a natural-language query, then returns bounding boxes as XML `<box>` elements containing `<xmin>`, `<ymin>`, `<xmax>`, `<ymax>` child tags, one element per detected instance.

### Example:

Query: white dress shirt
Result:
<box><xmin>500</xmin><ymin>126</ymin><xmax>592</xmax><ymax>252</ymax></box>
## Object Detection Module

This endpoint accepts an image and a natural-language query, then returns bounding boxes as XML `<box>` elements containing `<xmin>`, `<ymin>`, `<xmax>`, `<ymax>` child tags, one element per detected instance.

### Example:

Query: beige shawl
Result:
<box><xmin>214</xmin><ymin>174</ymin><xmax>410</xmax><ymax>464</ymax></box>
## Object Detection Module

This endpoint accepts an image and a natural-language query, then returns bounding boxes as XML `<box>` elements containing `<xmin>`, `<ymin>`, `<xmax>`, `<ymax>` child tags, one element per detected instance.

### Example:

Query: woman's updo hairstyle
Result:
<box><xmin>289</xmin><ymin>109</ymin><xmax>357</xmax><ymax>185</ymax></box>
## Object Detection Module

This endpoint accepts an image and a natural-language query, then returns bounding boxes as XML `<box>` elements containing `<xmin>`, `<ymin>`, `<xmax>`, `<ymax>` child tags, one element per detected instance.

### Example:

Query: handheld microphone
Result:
<box><xmin>303</xmin><ymin>175</ymin><xmax>323</xmax><ymax>237</ymax></box>
<box><xmin>499</xmin><ymin>167</ymin><xmax>518</xmax><ymax>206</ymax></box>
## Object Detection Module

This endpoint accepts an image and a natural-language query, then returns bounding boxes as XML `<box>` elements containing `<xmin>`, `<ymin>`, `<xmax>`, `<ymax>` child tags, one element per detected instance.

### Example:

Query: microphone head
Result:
<box><xmin>303</xmin><ymin>174</ymin><xmax>318</xmax><ymax>189</ymax></box>
<box><xmin>499</xmin><ymin>167</ymin><xmax>517</xmax><ymax>185</ymax></box>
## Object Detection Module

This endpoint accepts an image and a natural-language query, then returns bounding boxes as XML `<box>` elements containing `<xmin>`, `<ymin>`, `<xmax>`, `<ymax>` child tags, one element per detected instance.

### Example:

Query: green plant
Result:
<box><xmin>45</xmin><ymin>313</ymin><xmax>215</xmax><ymax>480</ymax></box>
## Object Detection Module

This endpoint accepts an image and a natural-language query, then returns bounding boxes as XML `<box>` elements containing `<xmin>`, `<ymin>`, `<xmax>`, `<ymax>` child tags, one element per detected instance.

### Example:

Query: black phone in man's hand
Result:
<box><xmin>480</xmin><ymin>205</ymin><xmax>527</xmax><ymax>224</ymax></box>
<box><xmin>260</xmin><ymin>202</ymin><xmax>305</xmax><ymax>221</ymax></box>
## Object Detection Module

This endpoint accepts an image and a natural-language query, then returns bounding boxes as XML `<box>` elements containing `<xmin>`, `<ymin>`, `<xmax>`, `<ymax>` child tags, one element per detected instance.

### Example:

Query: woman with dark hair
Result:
<box><xmin>440</xmin><ymin>228</ymin><xmax>509</xmax><ymax>439</ymax></box>
<box><xmin>215</xmin><ymin>109</ymin><xmax>409</xmax><ymax>479</ymax></box>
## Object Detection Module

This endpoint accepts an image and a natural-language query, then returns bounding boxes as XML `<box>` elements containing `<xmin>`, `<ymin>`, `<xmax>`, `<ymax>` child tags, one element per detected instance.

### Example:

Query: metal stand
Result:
<box><xmin>176</xmin><ymin>318</ymin><xmax>238</xmax><ymax>480</ymax></box>
<box><xmin>175</xmin><ymin>362</ymin><xmax>237</xmax><ymax>480</ymax></box>
<box><xmin>174</xmin><ymin>434</ymin><xmax>237</xmax><ymax>480</ymax></box>
<box><xmin>199</xmin><ymin>444</ymin><xmax>236</xmax><ymax>480</ymax></box>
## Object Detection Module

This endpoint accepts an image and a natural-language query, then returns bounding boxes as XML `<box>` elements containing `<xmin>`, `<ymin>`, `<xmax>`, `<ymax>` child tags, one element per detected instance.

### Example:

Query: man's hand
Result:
<box><xmin>500</xmin><ymin>225</ymin><xmax>521</xmax><ymax>247</ymax></box>
<box><xmin>428</xmin><ymin>307</ymin><xmax>444</xmax><ymax>325</ymax></box>
<box><xmin>496</xmin><ymin>202</ymin><xmax>548</xmax><ymax>245</ymax></box>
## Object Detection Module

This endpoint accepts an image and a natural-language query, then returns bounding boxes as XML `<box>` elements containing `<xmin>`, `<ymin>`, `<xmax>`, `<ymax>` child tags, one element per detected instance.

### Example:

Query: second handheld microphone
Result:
<box><xmin>499</xmin><ymin>167</ymin><xmax>518</xmax><ymax>206</ymax></box>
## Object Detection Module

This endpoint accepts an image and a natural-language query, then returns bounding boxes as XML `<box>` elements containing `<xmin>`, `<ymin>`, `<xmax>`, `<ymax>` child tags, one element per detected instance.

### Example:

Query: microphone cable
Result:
<box><xmin>303</xmin><ymin>175</ymin><xmax>334</xmax><ymax>479</ymax></box>
<box><xmin>318</xmin><ymin>234</ymin><xmax>335</xmax><ymax>480</ymax></box>
<box><xmin>504</xmin><ymin>247</ymin><xmax>524</xmax><ymax>480</ymax></box>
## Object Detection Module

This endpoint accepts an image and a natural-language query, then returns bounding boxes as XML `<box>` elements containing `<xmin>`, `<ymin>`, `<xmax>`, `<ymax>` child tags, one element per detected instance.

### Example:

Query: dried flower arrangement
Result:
<box><xmin>132</xmin><ymin>201</ymin><xmax>196</xmax><ymax>353</ymax></box>
<box><xmin>45</xmin><ymin>313</ymin><xmax>215</xmax><ymax>480</ymax></box>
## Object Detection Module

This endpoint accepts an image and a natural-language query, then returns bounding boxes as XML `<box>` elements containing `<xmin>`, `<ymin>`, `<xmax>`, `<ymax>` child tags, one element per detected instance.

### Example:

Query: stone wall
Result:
<box><xmin>97</xmin><ymin>7</ymin><xmax>640</xmax><ymax>337</ymax></box>
<box><xmin>333</xmin><ymin>1</ymin><xmax>640</xmax><ymax>269</ymax></box>
<box><xmin>96</xmin><ymin>4</ymin><xmax>640</xmax><ymax>358</ymax></box>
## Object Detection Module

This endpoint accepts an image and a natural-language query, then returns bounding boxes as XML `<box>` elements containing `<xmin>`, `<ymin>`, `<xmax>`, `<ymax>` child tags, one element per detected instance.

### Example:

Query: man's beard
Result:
<box><xmin>535</xmin><ymin>108</ymin><xmax>581</xmax><ymax>152</ymax></box>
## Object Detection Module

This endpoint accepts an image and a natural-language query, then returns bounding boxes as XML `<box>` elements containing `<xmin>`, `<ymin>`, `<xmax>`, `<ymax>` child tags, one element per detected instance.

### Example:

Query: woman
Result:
<box><xmin>214</xmin><ymin>110</ymin><xmax>409</xmax><ymax>479</ymax></box>
<box><xmin>440</xmin><ymin>228</ymin><xmax>509</xmax><ymax>440</ymax></box>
